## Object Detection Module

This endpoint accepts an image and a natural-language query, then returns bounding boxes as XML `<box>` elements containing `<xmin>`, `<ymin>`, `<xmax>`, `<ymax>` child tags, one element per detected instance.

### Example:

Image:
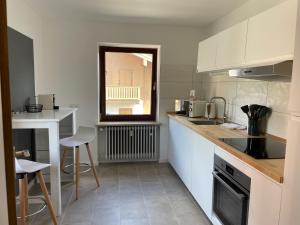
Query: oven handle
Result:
<box><xmin>212</xmin><ymin>171</ymin><xmax>247</xmax><ymax>201</ymax></box>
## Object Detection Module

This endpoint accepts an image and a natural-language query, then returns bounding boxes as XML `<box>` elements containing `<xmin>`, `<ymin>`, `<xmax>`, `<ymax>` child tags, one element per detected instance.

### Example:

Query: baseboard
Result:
<box><xmin>159</xmin><ymin>159</ymin><xmax>168</xmax><ymax>163</ymax></box>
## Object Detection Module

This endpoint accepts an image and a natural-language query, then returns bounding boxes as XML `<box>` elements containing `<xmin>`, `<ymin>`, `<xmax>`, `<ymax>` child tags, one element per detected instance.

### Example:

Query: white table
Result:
<box><xmin>12</xmin><ymin>108</ymin><xmax>77</xmax><ymax>216</ymax></box>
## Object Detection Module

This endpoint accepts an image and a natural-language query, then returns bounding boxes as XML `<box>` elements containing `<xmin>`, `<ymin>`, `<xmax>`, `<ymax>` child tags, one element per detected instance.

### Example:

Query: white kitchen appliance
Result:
<box><xmin>37</xmin><ymin>94</ymin><xmax>54</xmax><ymax>110</ymax></box>
<box><xmin>279</xmin><ymin>2</ymin><xmax>300</xmax><ymax>224</ymax></box>
<box><xmin>205</xmin><ymin>102</ymin><xmax>216</xmax><ymax>119</ymax></box>
<box><xmin>189</xmin><ymin>100</ymin><xmax>206</xmax><ymax>118</ymax></box>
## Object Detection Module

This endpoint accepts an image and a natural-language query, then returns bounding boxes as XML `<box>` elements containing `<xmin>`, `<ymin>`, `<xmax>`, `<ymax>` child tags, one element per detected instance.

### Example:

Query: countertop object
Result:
<box><xmin>168</xmin><ymin>113</ymin><xmax>285</xmax><ymax>183</ymax></box>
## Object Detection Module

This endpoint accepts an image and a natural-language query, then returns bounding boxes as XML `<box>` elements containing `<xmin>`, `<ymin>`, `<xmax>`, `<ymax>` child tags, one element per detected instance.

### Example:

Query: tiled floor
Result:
<box><xmin>22</xmin><ymin>163</ymin><xmax>211</xmax><ymax>225</ymax></box>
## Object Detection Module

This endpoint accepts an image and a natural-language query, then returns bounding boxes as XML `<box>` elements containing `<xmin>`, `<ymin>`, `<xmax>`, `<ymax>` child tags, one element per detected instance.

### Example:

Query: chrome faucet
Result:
<box><xmin>207</xmin><ymin>96</ymin><xmax>227</xmax><ymax>123</ymax></box>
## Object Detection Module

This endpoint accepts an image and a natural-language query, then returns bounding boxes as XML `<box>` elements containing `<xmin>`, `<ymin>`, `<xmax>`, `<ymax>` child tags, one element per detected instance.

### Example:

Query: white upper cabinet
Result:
<box><xmin>197</xmin><ymin>0</ymin><xmax>298</xmax><ymax>72</ymax></box>
<box><xmin>245</xmin><ymin>0</ymin><xmax>297</xmax><ymax>66</ymax></box>
<box><xmin>197</xmin><ymin>35</ymin><xmax>218</xmax><ymax>72</ymax></box>
<box><xmin>216</xmin><ymin>20</ymin><xmax>248</xmax><ymax>69</ymax></box>
<box><xmin>288</xmin><ymin>0</ymin><xmax>300</xmax><ymax>114</ymax></box>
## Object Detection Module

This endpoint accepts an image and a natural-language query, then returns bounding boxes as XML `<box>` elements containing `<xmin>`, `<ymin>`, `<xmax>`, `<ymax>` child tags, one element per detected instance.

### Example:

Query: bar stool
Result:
<box><xmin>60</xmin><ymin>126</ymin><xmax>100</xmax><ymax>200</ymax></box>
<box><xmin>15</xmin><ymin>158</ymin><xmax>58</xmax><ymax>225</ymax></box>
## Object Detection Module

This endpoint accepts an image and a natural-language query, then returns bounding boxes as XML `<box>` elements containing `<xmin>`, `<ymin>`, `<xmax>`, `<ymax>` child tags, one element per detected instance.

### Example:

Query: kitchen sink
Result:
<box><xmin>189</xmin><ymin>120</ymin><xmax>222</xmax><ymax>125</ymax></box>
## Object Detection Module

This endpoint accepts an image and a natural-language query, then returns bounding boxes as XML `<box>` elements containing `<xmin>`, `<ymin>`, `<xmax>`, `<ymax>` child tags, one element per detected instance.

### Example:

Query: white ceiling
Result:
<box><xmin>26</xmin><ymin>0</ymin><xmax>248</xmax><ymax>27</ymax></box>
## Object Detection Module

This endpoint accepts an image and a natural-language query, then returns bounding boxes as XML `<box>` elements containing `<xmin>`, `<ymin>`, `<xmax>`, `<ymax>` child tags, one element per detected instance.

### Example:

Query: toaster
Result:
<box><xmin>189</xmin><ymin>100</ymin><xmax>207</xmax><ymax>118</ymax></box>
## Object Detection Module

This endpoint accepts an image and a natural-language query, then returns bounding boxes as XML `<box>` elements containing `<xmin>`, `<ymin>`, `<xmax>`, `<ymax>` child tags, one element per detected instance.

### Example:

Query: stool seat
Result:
<box><xmin>60</xmin><ymin>126</ymin><xmax>96</xmax><ymax>147</ymax></box>
<box><xmin>15</xmin><ymin>159</ymin><xmax>50</xmax><ymax>174</ymax></box>
<box><xmin>60</xmin><ymin>126</ymin><xmax>99</xmax><ymax>200</ymax></box>
<box><xmin>15</xmin><ymin>158</ymin><xmax>58</xmax><ymax>225</ymax></box>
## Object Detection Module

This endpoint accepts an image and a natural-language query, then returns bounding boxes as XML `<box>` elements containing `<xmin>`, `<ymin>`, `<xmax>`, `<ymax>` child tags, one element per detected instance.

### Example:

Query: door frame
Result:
<box><xmin>0</xmin><ymin>0</ymin><xmax>17</xmax><ymax>224</ymax></box>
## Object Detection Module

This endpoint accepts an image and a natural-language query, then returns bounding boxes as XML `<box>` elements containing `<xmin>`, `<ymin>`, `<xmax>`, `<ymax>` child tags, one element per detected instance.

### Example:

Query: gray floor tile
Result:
<box><xmin>145</xmin><ymin>197</ymin><xmax>176</xmax><ymax>220</ymax></box>
<box><xmin>177</xmin><ymin>214</ymin><xmax>211</xmax><ymax>225</ymax></box>
<box><xmin>26</xmin><ymin>163</ymin><xmax>210</xmax><ymax>225</ymax></box>
<box><xmin>149</xmin><ymin>217</ymin><xmax>179</xmax><ymax>225</ymax></box>
<box><xmin>171</xmin><ymin>198</ymin><xmax>201</xmax><ymax>217</ymax></box>
<box><xmin>120</xmin><ymin>202</ymin><xmax>147</xmax><ymax>220</ymax></box>
<box><xmin>121</xmin><ymin>218</ymin><xmax>149</xmax><ymax>225</ymax></box>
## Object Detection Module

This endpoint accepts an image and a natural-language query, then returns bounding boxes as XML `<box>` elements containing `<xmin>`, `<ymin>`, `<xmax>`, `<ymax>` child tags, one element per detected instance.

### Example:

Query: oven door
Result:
<box><xmin>213</xmin><ymin>171</ymin><xmax>249</xmax><ymax>225</ymax></box>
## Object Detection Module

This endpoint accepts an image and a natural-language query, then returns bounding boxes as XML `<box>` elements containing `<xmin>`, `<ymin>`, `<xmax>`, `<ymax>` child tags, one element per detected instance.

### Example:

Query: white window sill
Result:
<box><xmin>96</xmin><ymin>121</ymin><xmax>161</xmax><ymax>127</ymax></box>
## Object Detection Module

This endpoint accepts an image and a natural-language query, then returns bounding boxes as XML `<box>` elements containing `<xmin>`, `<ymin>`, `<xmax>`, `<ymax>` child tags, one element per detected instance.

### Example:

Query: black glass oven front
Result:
<box><xmin>213</xmin><ymin>155</ymin><xmax>251</xmax><ymax>225</ymax></box>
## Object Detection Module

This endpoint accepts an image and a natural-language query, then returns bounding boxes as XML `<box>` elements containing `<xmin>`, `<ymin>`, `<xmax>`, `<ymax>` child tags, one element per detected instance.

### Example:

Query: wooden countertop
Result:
<box><xmin>168</xmin><ymin>113</ymin><xmax>285</xmax><ymax>183</ymax></box>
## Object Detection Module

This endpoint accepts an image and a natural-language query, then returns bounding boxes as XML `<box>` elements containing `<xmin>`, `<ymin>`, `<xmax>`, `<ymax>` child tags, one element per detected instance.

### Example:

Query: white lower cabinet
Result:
<box><xmin>169</xmin><ymin>118</ymin><xmax>282</xmax><ymax>225</ymax></box>
<box><xmin>191</xmin><ymin>132</ymin><xmax>214</xmax><ymax>218</ymax></box>
<box><xmin>247</xmin><ymin>173</ymin><xmax>282</xmax><ymax>225</ymax></box>
<box><xmin>168</xmin><ymin>118</ymin><xmax>193</xmax><ymax>189</ymax></box>
<box><xmin>168</xmin><ymin>119</ymin><xmax>214</xmax><ymax>218</ymax></box>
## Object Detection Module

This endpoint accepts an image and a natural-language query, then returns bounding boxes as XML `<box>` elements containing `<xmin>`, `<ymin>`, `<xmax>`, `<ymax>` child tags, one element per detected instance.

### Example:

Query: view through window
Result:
<box><xmin>99</xmin><ymin>46</ymin><xmax>157</xmax><ymax>121</ymax></box>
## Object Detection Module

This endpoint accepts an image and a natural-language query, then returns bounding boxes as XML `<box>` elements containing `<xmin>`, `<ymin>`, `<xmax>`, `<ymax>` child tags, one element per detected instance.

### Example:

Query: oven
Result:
<box><xmin>213</xmin><ymin>155</ymin><xmax>251</xmax><ymax>225</ymax></box>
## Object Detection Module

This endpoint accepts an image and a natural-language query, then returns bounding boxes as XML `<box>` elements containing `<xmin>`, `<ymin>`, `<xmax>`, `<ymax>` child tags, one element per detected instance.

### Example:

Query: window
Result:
<box><xmin>99</xmin><ymin>45</ymin><xmax>158</xmax><ymax>121</ymax></box>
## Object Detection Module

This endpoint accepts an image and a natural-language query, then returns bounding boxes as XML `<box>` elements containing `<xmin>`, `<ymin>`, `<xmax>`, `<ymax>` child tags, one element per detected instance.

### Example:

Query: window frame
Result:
<box><xmin>99</xmin><ymin>45</ymin><xmax>158</xmax><ymax>122</ymax></box>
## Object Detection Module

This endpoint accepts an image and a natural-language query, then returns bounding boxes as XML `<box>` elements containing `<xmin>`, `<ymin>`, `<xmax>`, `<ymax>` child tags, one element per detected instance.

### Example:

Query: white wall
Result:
<box><xmin>205</xmin><ymin>0</ymin><xmax>288</xmax><ymax>36</ymax></box>
<box><xmin>38</xmin><ymin>18</ymin><xmax>206</xmax><ymax>162</ymax></box>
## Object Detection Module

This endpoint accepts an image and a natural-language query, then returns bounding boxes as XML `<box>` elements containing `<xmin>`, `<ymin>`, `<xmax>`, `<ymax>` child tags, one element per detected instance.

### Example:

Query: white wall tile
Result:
<box><xmin>267</xmin><ymin>82</ymin><xmax>290</xmax><ymax>113</ymax></box>
<box><xmin>266</xmin><ymin>112</ymin><xmax>289</xmax><ymax>138</ymax></box>
<box><xmin>199</xmin><ymin>73</ymin><xmax>291</xmax><ymax>138</ymax></box>
<box><xmin>215</xmin><ymin>82</ymin><xmax>237</xmax><ymax>105</ymax></box>
<box><xmin>236</xmin><ymin>81</ymin><xmax>268</xmax><ymax>106</ymax></box>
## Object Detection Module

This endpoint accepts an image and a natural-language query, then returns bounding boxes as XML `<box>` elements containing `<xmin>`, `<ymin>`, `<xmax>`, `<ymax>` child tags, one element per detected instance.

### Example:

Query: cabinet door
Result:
<box><xmin>216</xmin><ymin>20</ymin><xmax>248</xmax><ymax>69</ymax></box>
<box><xmin>248</xmin><ymin>174</ymin><xmax>282</xmax><ymax>225</ymax></box>
<box><xmin>168</xmin><ymin>119</ymin><xmax>192</xmax><ymax>189</ymax></box>
<box><xmin>288</xmin><ymin>0</ymin><xmax>300</xmax><ymax>114</ymax></box>
<box><xmin>191</xmin><ymin>133</ymin><xmax>214</xmax><ymax>218</ymax></box>
<box><xmin>245</xmin><ymin>0</ymin><xmax>297</xmax><ymax>66</ymax></box>
<box><xmin>168</xmin><ymin>119</ymin><xmax>177</xmax><ymax>171</ymax></box>
<box><xmin>197</xmin><ymin>35</ymin><xmax>218</xmax><ymax>72</ymax></box>
<box><xmin>279</xmin><ymin>118</ymin><xmax>300</xmax><ymax>225</ymax></box>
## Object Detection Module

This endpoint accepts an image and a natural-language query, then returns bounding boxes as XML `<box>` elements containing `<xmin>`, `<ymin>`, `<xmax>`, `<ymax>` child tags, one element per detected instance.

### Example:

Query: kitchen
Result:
<box><xmin>1</xmin><ymin>0</ymin><xmax>300</xmax><ymax>225</ymax></box>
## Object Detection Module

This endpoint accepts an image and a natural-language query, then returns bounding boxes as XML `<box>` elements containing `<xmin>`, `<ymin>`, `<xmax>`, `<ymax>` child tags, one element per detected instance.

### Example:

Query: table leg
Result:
<box><xmin>72</xmin><ymin>111</ymin><xmax>77</xmax><ymax>182</ymax></box>
<box><xmin>48</xmin><ymin>122</ymin><xmax>61</xmax><ymax>216</ymax></box>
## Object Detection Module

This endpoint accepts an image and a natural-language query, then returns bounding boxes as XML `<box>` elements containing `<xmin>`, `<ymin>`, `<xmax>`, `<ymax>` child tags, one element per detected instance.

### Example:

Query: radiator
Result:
<box><xmin>104</xmin><ymin>125</ymin><xmax>159</xmax><ymax>161</ymax></box>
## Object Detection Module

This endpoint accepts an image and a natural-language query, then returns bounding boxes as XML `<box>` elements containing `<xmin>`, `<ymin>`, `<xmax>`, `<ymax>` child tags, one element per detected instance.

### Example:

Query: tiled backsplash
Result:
<box><xmin>196</xmin><ymin>73</ymin><xmax>290</xmax><ymax>138</ymax></box>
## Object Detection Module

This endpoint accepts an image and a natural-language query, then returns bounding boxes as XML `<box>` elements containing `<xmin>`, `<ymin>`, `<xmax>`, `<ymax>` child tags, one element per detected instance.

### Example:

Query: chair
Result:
<box><xmin>60</xmin><ymin>126</ymin><xmax>100</xmax><ymax>200</ymax></box>
<box><xmin>15</xmin><ymin>158</ymin><xmax>58</xmax><ymax>225</ymax></box>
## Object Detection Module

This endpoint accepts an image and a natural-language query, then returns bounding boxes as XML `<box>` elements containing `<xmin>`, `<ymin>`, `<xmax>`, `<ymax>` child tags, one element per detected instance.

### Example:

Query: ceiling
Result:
<box><xmin>26</xmin><ymin>0</ymin><xmax>248</xmax><ymax>27</ymax></box>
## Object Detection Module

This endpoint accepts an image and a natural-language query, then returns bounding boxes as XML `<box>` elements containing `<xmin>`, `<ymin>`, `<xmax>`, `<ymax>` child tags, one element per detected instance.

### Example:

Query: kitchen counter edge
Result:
<box><xmin>168</xmin><ymin>113</ymin><xmax>285</xmax><ymax>183</ymax></box>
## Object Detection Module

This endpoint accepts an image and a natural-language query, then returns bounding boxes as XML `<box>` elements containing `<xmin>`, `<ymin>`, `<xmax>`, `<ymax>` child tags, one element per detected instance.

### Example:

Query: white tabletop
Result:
<box><xmin>12</xmin><ymin>108</ymin><xmax>78</xmax><ymax>123</ymax></box>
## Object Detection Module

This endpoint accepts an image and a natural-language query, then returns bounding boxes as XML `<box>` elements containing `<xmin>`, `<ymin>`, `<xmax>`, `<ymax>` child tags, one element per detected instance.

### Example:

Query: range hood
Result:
<box><xmin>228</xmin><ymin>60</ymin><xmax>293</xmax><ymax>81</ymax></box>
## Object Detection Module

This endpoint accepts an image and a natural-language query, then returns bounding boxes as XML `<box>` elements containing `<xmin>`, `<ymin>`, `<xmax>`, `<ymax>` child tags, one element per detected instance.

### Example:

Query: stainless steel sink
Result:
<box><xmin>189</xmin><ymin>120</ymin><xmax>222</xmax><ymax>125</ymax></box>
